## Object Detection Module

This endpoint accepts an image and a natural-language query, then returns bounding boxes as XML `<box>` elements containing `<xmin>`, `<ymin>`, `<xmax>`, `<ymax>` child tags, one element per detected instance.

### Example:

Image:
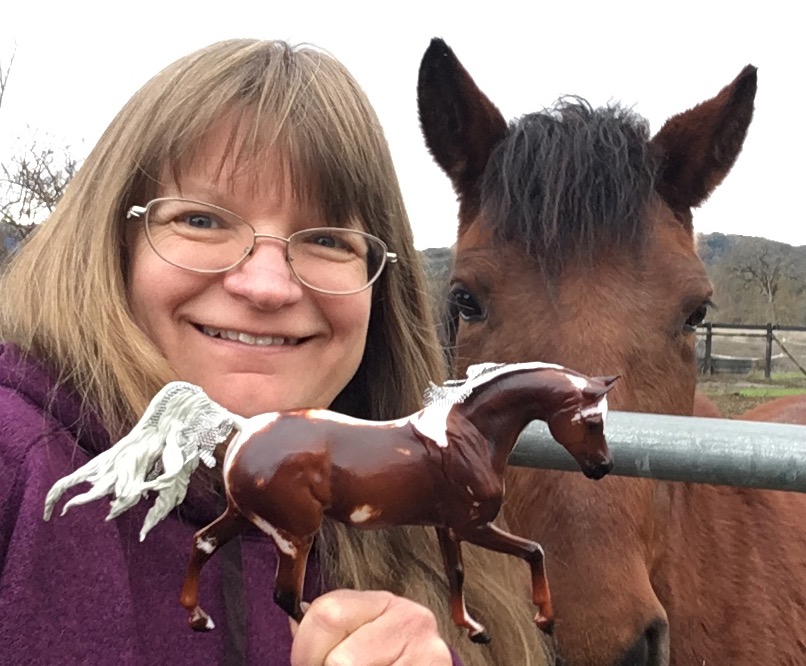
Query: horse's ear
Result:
<box><xmin>583</xmin><ymin>375</ymin><xmax>620</xmax><ymax>399</ymax></box>
<box><xmin>417</xmin><ymin>38</ymin><xmax>508</xmax><ymax>217</ymax></box>
<box><xmin>650</xmin><ymin>64</ymin><xmax>757</xmax><ymax>214</ymax></box>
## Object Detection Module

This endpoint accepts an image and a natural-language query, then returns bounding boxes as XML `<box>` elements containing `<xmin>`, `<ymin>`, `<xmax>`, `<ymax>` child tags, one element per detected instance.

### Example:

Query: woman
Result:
<box><xmin>0</xmin><ymin>39</ymin><xmax>548</xmax><ymax>665</ymax></box>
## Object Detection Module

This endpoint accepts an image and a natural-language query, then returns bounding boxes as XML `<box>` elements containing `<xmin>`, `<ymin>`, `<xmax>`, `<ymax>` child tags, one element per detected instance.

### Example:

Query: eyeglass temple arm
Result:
<box><xmin>126</xmin><ymin>206</ymin><xmax>147</xmax><ymax>220</ymax></box>
<box><xmin>387</xmin><ymin>252</ymin><xmax>398</xmax><ymax>264</ymax></box>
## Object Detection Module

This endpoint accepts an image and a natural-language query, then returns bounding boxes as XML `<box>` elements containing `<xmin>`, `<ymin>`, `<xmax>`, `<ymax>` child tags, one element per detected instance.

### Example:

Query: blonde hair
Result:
<box><xmin>0</xmin><ymin>39</ymin><xmax>548</xmax><ymax>665</ymax></box>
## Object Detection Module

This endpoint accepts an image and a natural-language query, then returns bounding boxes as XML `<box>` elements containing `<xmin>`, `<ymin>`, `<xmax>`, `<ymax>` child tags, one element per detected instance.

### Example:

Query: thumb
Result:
<box><xmin>288</xmin><ymin>601</ymin><xmax>311</xmax><ymax>638</ymax></box>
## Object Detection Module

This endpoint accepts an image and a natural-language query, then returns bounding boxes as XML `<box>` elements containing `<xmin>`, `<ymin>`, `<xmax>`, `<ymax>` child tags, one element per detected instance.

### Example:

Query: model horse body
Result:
<box><xmin>183</xmin><ymin>362</ymin><xmax>615</xmax><ymax>641</ymax></box>
<box><xmin>44</xmin><ymin>362</ymin><xmax>615</xmax><ymax>642</ymax></box>
<box><xmin>418</xmin><ymin>39</ymin><xmax>806</xmax><ymax>665</ymax></box>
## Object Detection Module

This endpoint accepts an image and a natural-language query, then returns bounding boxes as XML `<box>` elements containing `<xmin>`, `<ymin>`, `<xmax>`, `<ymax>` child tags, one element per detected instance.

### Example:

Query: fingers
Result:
<box><xmin>290</xmin><ymin>590</ymin><xmax>388</xmax><ymax>665</ymax></box>
<box><xmin>289</xmin><ymin>590</ymin><xmax>452</xmax><ymax>666</ymax></box>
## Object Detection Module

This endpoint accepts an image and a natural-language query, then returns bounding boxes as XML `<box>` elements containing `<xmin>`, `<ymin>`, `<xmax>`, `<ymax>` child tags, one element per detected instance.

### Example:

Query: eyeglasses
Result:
<box><xmin>126</xmin><ymin>198</ymin><xmax>397</xmax><ymax>295</ymax></box>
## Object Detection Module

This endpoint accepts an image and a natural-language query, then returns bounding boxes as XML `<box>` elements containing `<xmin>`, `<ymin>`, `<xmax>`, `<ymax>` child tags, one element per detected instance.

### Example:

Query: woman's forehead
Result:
<box><xmin>157</xmin><ymin>160</ymin><xmax>369</xmax><ymax>233</ymax></box>
<box><xmin>153</xmin><ymin>115</ymin><xmax>370</xmax><ymax>230</ymax></box>
<box><xmin>162</xmin><ymin>156</ymin><xmax>292</xmax><ymax>201</ymax></box>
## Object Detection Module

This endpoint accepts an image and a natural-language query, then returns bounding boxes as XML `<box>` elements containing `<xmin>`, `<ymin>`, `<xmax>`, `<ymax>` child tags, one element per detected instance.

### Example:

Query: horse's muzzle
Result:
<box><xmin>582</xmin><ymin>456</ymin><xmax>613</xmax><ymax>480</ymax></box>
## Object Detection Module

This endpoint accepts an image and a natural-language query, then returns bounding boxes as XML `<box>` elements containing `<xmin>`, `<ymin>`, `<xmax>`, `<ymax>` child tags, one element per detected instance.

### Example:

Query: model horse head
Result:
<box><xmin>545</xmin><ymin>374</ymin><xmax>618</xmax><ymax>480</ymax></box>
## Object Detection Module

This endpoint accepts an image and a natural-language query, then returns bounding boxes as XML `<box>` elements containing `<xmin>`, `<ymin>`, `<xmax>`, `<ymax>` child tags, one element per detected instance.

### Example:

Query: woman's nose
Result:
<box><xmin>221</xmin><ymin>240</ymin><xmax>305</xmax><ymax>309</ymax></box>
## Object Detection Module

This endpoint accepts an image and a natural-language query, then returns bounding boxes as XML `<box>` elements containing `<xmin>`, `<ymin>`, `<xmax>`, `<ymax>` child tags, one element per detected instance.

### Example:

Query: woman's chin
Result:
<box><xmin>197</xmin><ymin>381</ymin><xmax>331</xmax><ymax>417</ymax></box>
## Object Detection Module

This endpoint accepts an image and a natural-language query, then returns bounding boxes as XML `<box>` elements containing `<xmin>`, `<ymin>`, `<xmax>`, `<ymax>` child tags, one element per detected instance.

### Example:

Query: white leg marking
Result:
<box><xmin>349</xmin><ymin>505</ymin><xmax>379</xmax><ymax>523</ymax></box>
<box><xmin>249</xmin><ymin>514</ymin><xmax>297</xmax><ymax>557</ymax></box>
<box><xmin>197</xmin><ymin>536</ymin><xmax>217</xmax><ymax>554</ymax></box>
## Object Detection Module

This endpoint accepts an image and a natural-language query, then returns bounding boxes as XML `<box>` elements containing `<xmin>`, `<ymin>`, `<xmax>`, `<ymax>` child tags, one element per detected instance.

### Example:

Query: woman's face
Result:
<box><xmin>126</xmin><ymin>124</ymin><xmax>372</xmax><ymax>417</ymax></box>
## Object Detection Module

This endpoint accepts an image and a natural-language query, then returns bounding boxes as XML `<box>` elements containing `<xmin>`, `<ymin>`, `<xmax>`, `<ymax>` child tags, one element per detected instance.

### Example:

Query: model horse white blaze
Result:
<box><xmin>43</xmin><ymin>362</ymin><xmax>616</xmax><ymax>642</ymax></box>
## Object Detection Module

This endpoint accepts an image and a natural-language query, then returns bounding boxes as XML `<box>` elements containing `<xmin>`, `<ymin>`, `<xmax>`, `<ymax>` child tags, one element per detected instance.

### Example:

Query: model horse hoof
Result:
<box><xmin>470</xmin><ymin>629</ymin><xmax>491</xmax><ymax>644</ymax></box>
<box><xmin>189</xmin><ymin>607</ymin><xmax>215</xmax><ymax>632</ymax></box>
<box><xmin>535</xmin><ymin>614</ymin><xmax>555</xmax><ymax>636</ymax></box>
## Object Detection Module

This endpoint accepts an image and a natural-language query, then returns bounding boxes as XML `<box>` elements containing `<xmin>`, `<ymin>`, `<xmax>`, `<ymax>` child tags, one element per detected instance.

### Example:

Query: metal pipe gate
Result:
<box><xmin>510</xmin><ymin>412</ymin><xmax>806</xmax><ymax>492</ymax></box>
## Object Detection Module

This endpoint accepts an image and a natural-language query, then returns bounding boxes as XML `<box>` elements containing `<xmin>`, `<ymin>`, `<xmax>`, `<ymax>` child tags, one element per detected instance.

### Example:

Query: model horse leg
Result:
<box><xmin>273</xmin><ymin>535</ymin><xmax>314</xmax><ymax>623</ymax></box>
<box><xmin>463</xmin><ymin>523</ymin><xmax>554</xmax><ymax>634</ymax></box>
<box><xmin>435</xmin><ymin>527</ymin><xmax>490</xmax><ymax>643</ymax></box>
<box><xmin>179</xmin><ymin>506</ymin><xmax>250</xmax><ymax>631</ymax></box>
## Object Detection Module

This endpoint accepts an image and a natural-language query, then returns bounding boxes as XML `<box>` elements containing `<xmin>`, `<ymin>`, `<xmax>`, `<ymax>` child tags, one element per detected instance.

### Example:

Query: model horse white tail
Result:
<box><xmin>43</xmin><ymin>381</ymin><xmax>240</xmax><ymax>540</ymax></box>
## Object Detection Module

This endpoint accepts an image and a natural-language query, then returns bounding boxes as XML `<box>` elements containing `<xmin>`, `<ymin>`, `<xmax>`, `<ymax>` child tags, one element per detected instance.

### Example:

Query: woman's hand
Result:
<box><xmin>289</xmin><ymin>589</ymin><xmax>453</xmax><ymax>665</ymax></box>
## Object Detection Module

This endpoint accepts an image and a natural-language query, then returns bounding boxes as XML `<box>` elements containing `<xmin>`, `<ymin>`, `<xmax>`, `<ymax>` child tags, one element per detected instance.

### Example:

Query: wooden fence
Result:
<box><xmin>697</xmin><ymin>322</ymin><xmax>806</xmax><ymax>378</ymax></box>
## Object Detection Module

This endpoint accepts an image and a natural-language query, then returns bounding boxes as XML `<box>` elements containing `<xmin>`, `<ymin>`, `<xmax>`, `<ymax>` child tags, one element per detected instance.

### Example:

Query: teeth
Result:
<box><xmin>201</xmin><ymin>326</ymin><xmax>299</xmax><ymax>347</ymax></box>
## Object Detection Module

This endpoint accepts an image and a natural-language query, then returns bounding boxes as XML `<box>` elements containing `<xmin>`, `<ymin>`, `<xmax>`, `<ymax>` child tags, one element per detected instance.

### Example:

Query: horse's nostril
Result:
<box><xmin>618</xmin><ymin>620</ymin><xmax>667</xmax><ymax>666</ymax></box>
<box><xmin>584</xmin><ymin>458</ymin><xmax>613</xmax><ymax>480</ymax></box>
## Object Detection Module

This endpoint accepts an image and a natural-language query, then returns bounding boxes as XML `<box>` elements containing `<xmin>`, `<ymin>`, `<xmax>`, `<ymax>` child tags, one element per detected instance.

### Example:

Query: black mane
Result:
<box><xmin>480</xmin><ymin>97</ymin><xmax>656</xmax><ymax>277</ymax></box>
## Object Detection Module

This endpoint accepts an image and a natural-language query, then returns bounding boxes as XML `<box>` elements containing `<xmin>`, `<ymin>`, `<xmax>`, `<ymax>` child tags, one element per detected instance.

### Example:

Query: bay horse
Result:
<box><xmin>43</xmin><ymin>365</ymin><xmax>617</xmax><ymax>643</ymax></box>
<box><xmin>418</xmin><ymin>39</ymin><xmax>806</xmax><ymax>665</ymax></box>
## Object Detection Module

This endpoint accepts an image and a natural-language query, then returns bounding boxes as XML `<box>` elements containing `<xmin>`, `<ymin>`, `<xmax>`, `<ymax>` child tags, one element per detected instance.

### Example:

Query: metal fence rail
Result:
<box><xmin>509</xmin><ymin>411</ymin><xmax>806</xmax><ymax>493</ymax></box>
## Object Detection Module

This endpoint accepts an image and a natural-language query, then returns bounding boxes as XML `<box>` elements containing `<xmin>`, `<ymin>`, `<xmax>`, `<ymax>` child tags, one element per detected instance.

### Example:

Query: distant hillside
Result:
<box><xmin>698</xmin><ymin>232</ymin><xmax>806</xmax><ymax>269</ymax></box>
<box><xmin>697</xmin><ymin>232</ymin><xmax>742</xmax><ymax>265</ymax></box>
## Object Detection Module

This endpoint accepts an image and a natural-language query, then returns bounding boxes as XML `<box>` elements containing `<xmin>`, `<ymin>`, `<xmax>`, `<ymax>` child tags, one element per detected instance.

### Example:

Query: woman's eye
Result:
<box><xmin>182</xmin><ymin>213</ymin><xmax>219</xmax><ymax>230</ymax></box>
<box><xmin>684</xmin><ymin>301</ymin><xmax>711</xmax><ymax>333</ymax></box>
<box><xmin>309</xmin><ymin>233</ymin><xmax>354</xmax><ymax>251</ymax></box>
<box><xmin>299</xmin><ymin>232</ymin><xmax>362</xmax><ymax>257</ymax></box>
<box><xmin>450</xmin><ymin>286</ymin><xmax>485</xmax><ymax>321</ymax></box>
<box><xmin>312</xmin><ymin>234</ymin><xmax>339</xmax><ymax>248</ymax></box>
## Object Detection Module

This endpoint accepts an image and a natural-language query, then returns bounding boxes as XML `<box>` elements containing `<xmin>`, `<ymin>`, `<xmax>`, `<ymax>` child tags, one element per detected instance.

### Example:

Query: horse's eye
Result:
<box><xmin>450</xmin><ymin>286</ymin><xmax>485</xmax><ymax>322</ymax></box>
<box><xmin>684</xmin><ymin>300</ymin><xmax>711</xmax><ymax>333</ymax></box>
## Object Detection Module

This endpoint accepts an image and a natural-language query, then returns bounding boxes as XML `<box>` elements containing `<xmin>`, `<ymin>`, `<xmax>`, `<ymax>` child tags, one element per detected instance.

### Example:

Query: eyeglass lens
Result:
<box><xmin>143</xmin><ymin>199</ymin><xmax>388</xmax><ymax>294</ymax></box>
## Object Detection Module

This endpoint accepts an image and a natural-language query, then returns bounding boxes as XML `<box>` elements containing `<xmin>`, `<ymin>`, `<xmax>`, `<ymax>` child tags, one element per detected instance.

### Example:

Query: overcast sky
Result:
<box><xmin>1</xmin><ymin>0</ymin><xmax>803</xmax><ymax>249</ymax></box>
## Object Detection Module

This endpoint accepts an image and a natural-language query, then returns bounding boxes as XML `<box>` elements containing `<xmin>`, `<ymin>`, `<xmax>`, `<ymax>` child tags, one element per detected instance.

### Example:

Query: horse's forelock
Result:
<box><xmin>479</xmin><ymin>97</ymin><xmax>657</xmax><ymax>279</ymax></box>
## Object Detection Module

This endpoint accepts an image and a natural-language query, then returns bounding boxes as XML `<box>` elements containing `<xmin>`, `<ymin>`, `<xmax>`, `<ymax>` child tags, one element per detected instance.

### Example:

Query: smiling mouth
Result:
<box><xmin>199</xmin><ymin>325</ymin><xmax>302</xmax><ymax>347</ymax></box>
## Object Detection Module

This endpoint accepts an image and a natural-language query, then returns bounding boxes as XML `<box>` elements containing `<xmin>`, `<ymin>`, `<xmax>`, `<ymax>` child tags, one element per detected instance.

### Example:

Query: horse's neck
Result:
<box><xmin>656</xmin><ymin>480</ymin><xmax>806</xmax><ymax>651</ymax></box>
<box><xmin>456</xmin><ymin>373</ymin><xmax>554</xmax><ymax>463</ymax></box>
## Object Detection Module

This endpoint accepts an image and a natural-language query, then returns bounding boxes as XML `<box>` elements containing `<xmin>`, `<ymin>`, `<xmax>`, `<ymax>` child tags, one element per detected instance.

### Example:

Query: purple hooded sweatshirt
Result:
<box><xmin>0</xmin><ymin>344</ymin><xmax>463</xmax><ymax>665</ymax></box>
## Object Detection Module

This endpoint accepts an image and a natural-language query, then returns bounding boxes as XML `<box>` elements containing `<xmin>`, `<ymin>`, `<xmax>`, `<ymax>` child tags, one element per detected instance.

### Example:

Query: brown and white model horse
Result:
<box><xmin>176</xmin><ymin>363</ymin><xmax>616</xmax><ymax>642</ymax></box>
<box><xmin>42</xmin><ymin>364</ymin><xmax>616</xmax><ymax>643</ymax></box>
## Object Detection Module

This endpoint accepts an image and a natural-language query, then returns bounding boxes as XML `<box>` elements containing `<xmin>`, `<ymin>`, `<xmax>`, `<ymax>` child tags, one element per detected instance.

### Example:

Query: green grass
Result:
<box><xmin>737</xmin><ymin>386</ymin><xmax>806</xmax><ymax>398</ymax></box>
<box><xmin>770</xmin><ymin>372</ymin><xmax>806</xmax><ymax>381</ymax></box>
<box><xmin>740</xmin><ymin>371</ymin><xmax>806</xmax><ymax>386</ymax></box>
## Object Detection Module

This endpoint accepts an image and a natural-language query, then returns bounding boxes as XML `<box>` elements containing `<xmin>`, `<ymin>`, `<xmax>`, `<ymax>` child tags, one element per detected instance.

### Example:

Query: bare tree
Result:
<box><xmin>720</xmin><ymin>237</ymin><xmax>798</xmax><ymax>324</ymax></box>
<box><xmin>1</xmin><ymin>137</ymin><xmax>79</xmax><ymax>225</ymax></box>
<box><xmin>1</xmin><ymin>52</ymin><xmax>81</xmax><ymax>260</ymax></box>
<box><xmin>0</xmin><ymin>51</ymin><xmax>13</xmax><ymax>111</ymax></box>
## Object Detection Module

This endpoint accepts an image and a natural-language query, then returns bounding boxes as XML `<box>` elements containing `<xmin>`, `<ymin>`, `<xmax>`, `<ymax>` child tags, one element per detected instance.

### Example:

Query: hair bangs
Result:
<box><xmin>133</xmin><ymin>42</ymin><xmax>369</xmax><ymax>230</ymax></box>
